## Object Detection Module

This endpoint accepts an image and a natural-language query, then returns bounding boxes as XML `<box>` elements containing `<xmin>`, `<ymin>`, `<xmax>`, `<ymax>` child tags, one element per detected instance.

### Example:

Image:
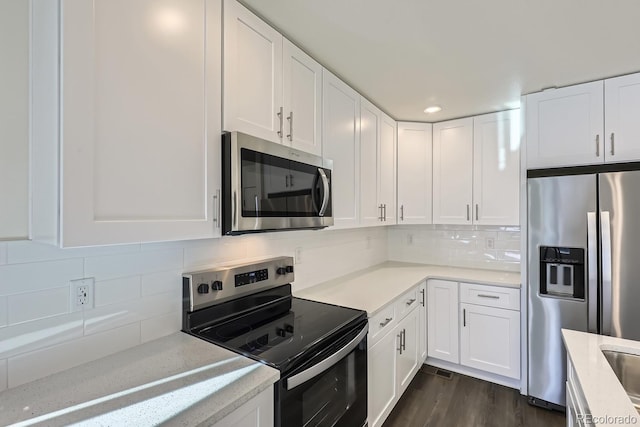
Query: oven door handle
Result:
<box><xmin>286</xmin><ymin>325</ymin><xmax>367</xmax><ymax>391</ymax></box>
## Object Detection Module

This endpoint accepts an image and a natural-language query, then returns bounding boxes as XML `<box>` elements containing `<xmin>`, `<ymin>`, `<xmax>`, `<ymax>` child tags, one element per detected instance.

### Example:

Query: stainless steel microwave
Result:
<box><xmin>222</xmin><ymin>132</ymin><xmax>333</xmax><ymax>235</ymax></box>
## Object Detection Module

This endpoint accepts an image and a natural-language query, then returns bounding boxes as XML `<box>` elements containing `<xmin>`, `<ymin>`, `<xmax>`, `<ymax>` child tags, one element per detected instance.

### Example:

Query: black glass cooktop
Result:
<box><xmin>187</xmin><ymin>285</ymin><xmax>367</xmax><ymax>373</ymax></box>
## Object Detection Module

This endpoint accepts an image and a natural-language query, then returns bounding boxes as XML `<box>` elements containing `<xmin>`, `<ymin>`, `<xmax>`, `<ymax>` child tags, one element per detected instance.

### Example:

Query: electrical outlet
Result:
<box><xmin>485</xmin><ymin>237</ymin><xmax>495</xmax><ymax>250</ymax></box>
<box><xmin>294</xmin><ymin>247</ymin><xmax>303</xmax><ymax>264</ymax></box>
<box><xmin>70</xmin><ymin>278</ymin><xmax>94</xmax><ymax>311</ymax></box>
<box><xmin>407</xmin><ymin>234</ymin><xmax>414</xmax><ymax>245</ymax></box>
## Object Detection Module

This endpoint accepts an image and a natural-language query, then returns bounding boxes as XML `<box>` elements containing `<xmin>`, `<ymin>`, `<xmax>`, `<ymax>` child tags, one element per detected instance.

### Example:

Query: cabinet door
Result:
<box><xmin>418</xmin><ymin>282</ymin><xmax>427</xmax><ymax>363</ymax></box>
<box><xmin>223</xmin><ymin>0</ymin><xmax>282</xmax><ymax>143</ymax></box>
<box><xmin>433</xmin><ymin>118</ymin><xmax>473</xmax><ymax>224</ymax></box>
<box><xmin>60</xmin><ymin>0</ymin><xmax>221</xmax><ymax>247</ymax></box>
<box><xmin>322</xmin><ymin>70</ymin><xmax>360</xmax><ymax>228</ymax></box>
<box><xmin>282</xmin><ymin>39</ymin><xmax>322</xmax><ymax>155</ymax></box>
<box><xmin>526</xmin><ymin>81</ymin><xmax>604</xmax><ymax>169</ymax></box>
<box><xmin>396</xmin><ymin>307</ymin><xmax>419</xmax><ymax>395</ymax></box>
<box><xmin>605</xmin><ymin>73</ymin><xmax>640</xmax><ymax>163</ymax></box>
<box><xmin>460</xmin><ymin>303</ymin><xmax>520</xmax><ymax>379</ymax></box>
<box><xmin>397</xmin><ymin>122</ymin><xmax>432</xmax><ymax>224</ymax></box>
<box><xmin>379</xmin><ymin>113</ymin><xmax>397</xmax><ymax>224</ymax></box>
<box><xmin>473</xmin><ymin>110</ymin><xmax>521</xmax><ymax>226</ymax></box>
<box><xmin>360</xmin><ymin>98</ymin><xmax>381</xmax><ymax>227</ymax></box>
<box><xmin>0</xmin><ymin>0</ymin><xmax>29</xmax><ymax>240</ymax></box>
<box><xmin>368</xmin><ymin>329</ymin><xmax>398</xmax><ymax>427</ymax></box>
<box><xmin>427</xmin><ymin>280</ymin><xmax>459</xmax><ymax>363</ymax></box>
<box><xmin>215</xmin><ymin>387</ymin><xmax>273</xmax><ymax>427</ymax></box>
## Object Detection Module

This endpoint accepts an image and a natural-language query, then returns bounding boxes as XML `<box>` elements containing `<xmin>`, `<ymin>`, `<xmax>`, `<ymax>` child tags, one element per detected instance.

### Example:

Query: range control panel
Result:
<box><xmin>183</xmin><ymin>256</ymin><xmax>294</xmax><ymax>311</ymax></box>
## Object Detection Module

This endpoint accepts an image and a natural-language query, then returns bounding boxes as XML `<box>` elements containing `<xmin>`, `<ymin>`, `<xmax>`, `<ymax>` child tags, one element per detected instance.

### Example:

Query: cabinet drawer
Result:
<box><xmin>395</xmin><ymin>287</ymin><xmax>419</xmax><ymax>319</ymax></box>
<box><xmin>459</xmin><ymin>283</ymin><xmax>519</xmax><ymax>310</ymax></box>
<box><xmin>369</xmin><ymin>304</ymin><xmax>396</xmax><ymax>346</ymax></box>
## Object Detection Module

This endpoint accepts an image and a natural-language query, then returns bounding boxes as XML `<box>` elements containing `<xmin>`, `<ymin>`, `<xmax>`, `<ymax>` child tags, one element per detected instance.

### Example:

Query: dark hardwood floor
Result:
<box><xmin>382</xmin><ymin>366</ymin><xmax>566</xmax><ymax>427</ymax></box>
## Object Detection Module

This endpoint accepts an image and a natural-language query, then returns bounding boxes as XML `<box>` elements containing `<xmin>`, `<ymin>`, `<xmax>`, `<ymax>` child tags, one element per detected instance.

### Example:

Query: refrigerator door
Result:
<box><xmin>599</xmin><ymin>171</ymin><xmax>640</xmax><ymax>341</ymax></box>
<box><xmin>527</xmin><ymin>174</ymin><xmax>596</xmax><ymax>408</ymax></box>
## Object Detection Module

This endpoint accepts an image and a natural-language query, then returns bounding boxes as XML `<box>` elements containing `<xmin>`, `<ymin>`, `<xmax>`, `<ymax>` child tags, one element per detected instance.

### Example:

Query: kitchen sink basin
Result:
<box><xmin>602</xmin><ymin>350</ymin><xmax>640</xmax><ymax>413</ymax></box>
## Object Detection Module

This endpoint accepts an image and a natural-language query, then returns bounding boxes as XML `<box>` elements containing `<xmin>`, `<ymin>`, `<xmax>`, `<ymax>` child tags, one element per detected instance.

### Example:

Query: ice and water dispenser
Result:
<box><xmin>539</xmin><ymin>246</ymin><xmax>585</xmax><ymax>299</ymax></box>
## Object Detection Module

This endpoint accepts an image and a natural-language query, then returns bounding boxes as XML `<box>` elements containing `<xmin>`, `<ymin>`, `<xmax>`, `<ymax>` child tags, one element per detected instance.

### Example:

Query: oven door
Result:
<box><xmin>223</xmin><ymin>131</ymin><xmax>333</xmax><ymax>234</ymax></box>
<box><xmin>276</xmin><ymin>323</ymin><xmax>368</xmax><ymax>427</ymax></box>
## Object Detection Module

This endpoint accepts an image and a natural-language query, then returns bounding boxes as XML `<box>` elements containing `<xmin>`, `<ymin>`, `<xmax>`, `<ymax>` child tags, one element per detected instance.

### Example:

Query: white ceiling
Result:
<box><xmin>240</xmin><ymin>0</ymin><xmax>640</xmax><ymax>122</ymax></box>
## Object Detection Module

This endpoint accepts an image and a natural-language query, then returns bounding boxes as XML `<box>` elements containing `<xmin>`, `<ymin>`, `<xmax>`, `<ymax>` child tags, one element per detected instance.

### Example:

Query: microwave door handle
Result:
<box><xmin>318</xmin><ymin>168</ymin><xmax>329</xmax><ymax>217</ymax></box>
<box><xmin>286</xmin><ymin>325</ymin><xmax>367</xmax><ymax>391</ymax></box>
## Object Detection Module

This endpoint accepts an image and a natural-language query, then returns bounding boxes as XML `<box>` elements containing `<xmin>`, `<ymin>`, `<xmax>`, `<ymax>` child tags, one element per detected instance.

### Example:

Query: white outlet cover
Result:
<box><xmin>70</xmin><ymin>278</ymin><xmax>95</xmax><ymax>311</ymax></box>
<box><xmin>485</xmin><ymin>237</ymin><xmax>495</xmax><ymax>250</ymax></box>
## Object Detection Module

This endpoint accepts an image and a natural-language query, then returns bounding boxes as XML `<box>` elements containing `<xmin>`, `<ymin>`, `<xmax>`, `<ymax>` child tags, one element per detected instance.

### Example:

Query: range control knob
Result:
<box><xmin>211</xmin><ymin>280</ymin><xmax>223</xmax><ymax>291</ymax></box>
<box><xmin>286</xmin><ymin>265</ymin><xmax>294</xmax><ymax>274</ymax></box>
<box><xmin>276</xmin><ymin>267</ymin><xmax>287</xmax><ymax>276</ymax></box>
<box><xmin>197</xmin><ymin>283</ymin><xmax>209</xmax><ymax>294</ymax></box>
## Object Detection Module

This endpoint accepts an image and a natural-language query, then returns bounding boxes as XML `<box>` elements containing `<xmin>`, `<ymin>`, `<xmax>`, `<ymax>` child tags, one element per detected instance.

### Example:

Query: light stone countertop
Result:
<box><xmin>562</xmin><ymin>329</ymin><xmax>639</xmax><ymax>425</ymax></box>
<box><xmin>0</xmin><ymin>333</ymin><xmax>279</xmax><ymax>427</ymax></box>
<box><xmin>296</xmin><ymin>261</ymin><xmax>521</xmax><ymax>316</ymax></box>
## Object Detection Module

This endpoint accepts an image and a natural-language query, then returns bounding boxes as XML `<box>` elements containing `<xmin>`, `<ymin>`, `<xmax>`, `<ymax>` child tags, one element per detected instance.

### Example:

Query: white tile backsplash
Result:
<box><xmin>0</xmin><ymin>359</ymin><xmax>7</xmax><ymax>392</ymax></box>
<box><xmin>8</xmin><ymin>286</ymin><xmax>70</xmax><ymax>325</ymax></box>
<box><xmin>95</xmin><ymin>276</ymin><xmax>141</xmax><ymax>307</ymax></box>
<box><xmin>0</xmin><ymin>223</ymin><xmax>519</xmax><ymax>391</ymax></box>
<box><xmin>388</xmin><ymin>224</ymin><xmax>520</xmax><ymax>272</ymax></box>
<box><xmin>8</xmin><ymin>323</ymin><xmax>141</xmax><ymax>388</ymax></box>
<box><xmin>0</xmin><ymin>258</ymin><xmax>84</xmax><ymax>295</ymax></box>
<box><xmin>140</xmin><ymin>311</ymin><xmax>181</xmax><ymax>344</ymax></box>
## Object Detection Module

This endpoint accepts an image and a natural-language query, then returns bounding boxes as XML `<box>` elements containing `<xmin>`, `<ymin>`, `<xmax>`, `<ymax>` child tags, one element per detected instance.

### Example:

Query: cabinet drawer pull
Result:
<box><xmin>406</xmin><ymin>298</ymin><xmax>416</xmax><ymax>306</ymax></box>
<box><xmin>477</xmin><ymin>294</ymin><xmax>500</xmax><ymax>299</ymax></box>
<box><xmin>379</xmin><ymin>317</ymin><xmax>393</xmax><ymax>328</ymax></box>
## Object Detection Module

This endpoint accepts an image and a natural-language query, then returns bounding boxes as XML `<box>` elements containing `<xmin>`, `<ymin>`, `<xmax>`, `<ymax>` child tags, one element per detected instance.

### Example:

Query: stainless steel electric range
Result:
<box><xmin>182</xmin><ymin>256</ymin><xmax>368</xmax><ymax>427</ymax></box>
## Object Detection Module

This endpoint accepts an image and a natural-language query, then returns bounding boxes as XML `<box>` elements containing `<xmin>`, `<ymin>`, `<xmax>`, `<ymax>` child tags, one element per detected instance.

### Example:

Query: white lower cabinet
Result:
<box><xmin>427</xmin><ymin>280</ymin><xmax>521</xmax><ymax>387</ymax></box>
<box><xmin>368</xmin><ymin>281</ymin><xmax>426</xmax><ymax>427</ymax></box>
<box><xmin>566</xmin><ymin>356</ymin><xmax>589</xmax><ymax>427</ymax></box>
<box><xmin>214</xmin><ymin>387</ymin><xmax>273</xmax><ymax>427</ymax></box>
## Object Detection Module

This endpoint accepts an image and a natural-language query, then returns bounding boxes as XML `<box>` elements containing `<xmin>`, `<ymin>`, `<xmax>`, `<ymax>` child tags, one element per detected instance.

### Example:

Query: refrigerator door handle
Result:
<box><xmin>587</xmin><ymin>212</ymin><xmax>598</xmax><ymax>333</ymax></box>
<box><xmin>601</xmin><ymin>211</ymin><xmax>613</xmax><ymax>335</ymax></box>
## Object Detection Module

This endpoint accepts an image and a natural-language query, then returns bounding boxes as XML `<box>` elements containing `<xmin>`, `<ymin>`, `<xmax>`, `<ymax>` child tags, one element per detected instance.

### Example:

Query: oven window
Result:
<box><xmin>278</xmin><ymin>336</ymin><xmax>366</xmax><ymax>427</ymax></box>
<box><xmin>240</xmin><ymin>148</ymin><xmax>331</xmax><ymax>218</ymax></box>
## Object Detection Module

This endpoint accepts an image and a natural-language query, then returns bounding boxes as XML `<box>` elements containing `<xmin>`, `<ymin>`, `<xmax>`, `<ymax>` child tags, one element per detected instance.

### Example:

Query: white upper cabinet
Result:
<box><xmin>604</xmin><ymin>73</ymin><xmax>640</xmax><ymax>163</ymax></box>
<box><xmin>433</xmin><ymin>118</ymin><xmax>473</xmax><ymax>224</ymax></box>
<box><xmin>32</xmin><ymin>0</ymin><xmax>222</xmax><ymax>247</ymax></box>
<box><xmin>224</xmin><ymin>1</ymin><xmax>322</xmax><ymax>154</ymax></box>
<box><xmin>473</xmin><ymin>110</ymin><xmax>521</xmax><ymax>226</ymax></box>
<box><xmin>323</xmin><ymin>70</ymin><xmax>360</xmax><ymax>229</ymax></box>
<box><xmin>282</xmin><ymin>39</ymin><xmax>323</xmax><ymax>155</ymax></box>
<box><xmin>525</xmin><ymin>81</ymin><xmax>604</xmax><ymax>169</ymax></box>
<box><xmin>359</xmin><ymin>98</ymin><xmax>381</xmax><ymax>226</ymax></box>
<box><xmin>223</xmin><ymin>0</ymin><xmax>282</xmax><ymax>143</ymax></box>
<box><xmin>397</xmin><ymin>122</ymin><xmax>433</xmax><ymax>225</ymax></box>
<box><xmin>379</xmin><ymin>113</ymin><xmax>397</xmax><ymax>224</ymax></box>
<box><xmin>0</xmin><ymin>0</ymin><xmax>29</xmax><ymax>240</ymax></box>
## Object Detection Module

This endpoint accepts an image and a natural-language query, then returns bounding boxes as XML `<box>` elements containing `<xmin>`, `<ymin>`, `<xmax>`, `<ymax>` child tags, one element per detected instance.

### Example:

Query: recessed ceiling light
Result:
<box><xmin>424</xmin><ymin>105</ymin><xmax>442</xmax><ymax>114</ymax></box>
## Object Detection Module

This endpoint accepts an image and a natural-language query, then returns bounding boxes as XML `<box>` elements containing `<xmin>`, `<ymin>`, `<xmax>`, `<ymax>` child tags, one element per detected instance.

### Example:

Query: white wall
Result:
<box><xmin>388</xmin><ymin>224</ymin><xmax>520</xmax><ymax>272</ymax></box>
<box><xmin>0</xmin><ymin>226</ymin><xmax>388</xmax><ymax>391</ymax></box>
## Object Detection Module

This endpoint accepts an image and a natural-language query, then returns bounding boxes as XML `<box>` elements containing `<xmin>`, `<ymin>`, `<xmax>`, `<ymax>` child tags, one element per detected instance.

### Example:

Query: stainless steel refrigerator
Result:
<box><xmin>528</xmin><ymin>169</ymin><xmax>640</xmax><ymax>409</ymax></box>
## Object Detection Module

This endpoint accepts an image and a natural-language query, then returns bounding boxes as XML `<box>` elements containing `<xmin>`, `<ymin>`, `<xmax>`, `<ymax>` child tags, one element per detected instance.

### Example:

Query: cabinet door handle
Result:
<box><xmin>287</xmin><ymin>111</ymin><xmax>293</xmax><ymax>142</ymax></box>
<box><xmin>466</xmin><ymin>204</ymin><xmax>470</xmax><ymax>221</ymax></box>
<box><xmin>379</xmin><ymin>317</ymin><xmax>393</xmax><ymax>328</ymax></box>
<box><xmin>379</xmin><ymin>204</ymin><xmax>383</xmax><ymax>221</ymax></box>
<box><xmin>289</xmin><ymin>174</ymin><xmax>294</xmax><ymax>187</ymax></box>
<box><xmin>475</xmin><ymin>204</ymin><xmax>479</xmax><ymax>221</ymax></box>
<box><xmin>406</xmin><ymin>298</ymin><xmax>416</xmax><ymax>306</ymax></box>
<box><xmin>277</xmin><ymin>106</ymin><xmax>284</xmax><ymax>138</ymax></box>
<box><xmin>213</xmin><ymin>190</ymin><xmax>221</xmax><ymax>228</ymax></box>
<box><xmin>400</xmin><ymin>204</ymin><xmax>404</xmax><ymax>221</ymax></box>
<box><xmin>477</xmin><ymin>294</ymin><xmax>500</xmax><ymax>299</ymax></box>
<box><xmin>402</xmin><ymin>329</ymin><xmax>406</xmax><ymax>351</ymax></box>
<box><xmin>383</xmin><ymin>204</ymin><xmax>387</xmax><ymax>222</ymax></box>
<box><xmin>610</xmin><ymin>132</ymin><xmax>615</xmax><ymax>156</ymax></box>
<box><xmin>463</xmin><ymin>308</ymin><xmax>466</xmax><ymax>327</ymax></box>
<box><xmin>596</xmin><ymin>134</ymin><xmax>600</xmax><ymax>157</ymax></box>
<box><xmin>285</xmin><ymin>175</ymin><xmax>289</xmax><ymax>188</ymax></box>
<box><xmin>398</xmin><ymin>333</ymin><xmax>403</xmax><ymax>354</ymax></box>
<box><xmin>420</xmin><ymin>289</ymin><xmax>425</xmax><ymax>306</ymax></box>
